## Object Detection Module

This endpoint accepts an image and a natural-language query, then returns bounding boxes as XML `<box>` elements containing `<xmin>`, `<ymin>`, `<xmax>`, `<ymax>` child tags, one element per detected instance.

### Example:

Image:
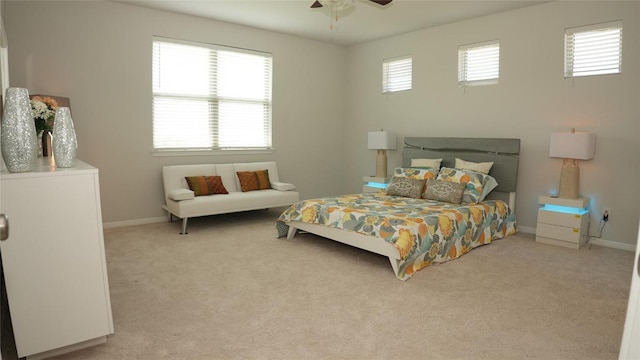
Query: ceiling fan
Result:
<box><xmin>311</xmin><ymin>0</ymin><xmax>392</xmax><ymax>29</ymax></box>
<box><xmin>310</xmin><ymin>0</ymin><xmax>393</xmax><ymax>9</ymax></box>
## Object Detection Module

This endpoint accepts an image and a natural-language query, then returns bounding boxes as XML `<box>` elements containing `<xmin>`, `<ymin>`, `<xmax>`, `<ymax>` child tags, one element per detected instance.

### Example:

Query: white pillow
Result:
<box><xmin>455</xmin><ymin>158</ymin><xmax>494</xmax><ymax>174</ymax></box>
<box><xmin>168</xmin><ymin>189</ymin><xmax>195</xmax><ymax>201</ymax></box>
<box><xmin>411</xmin><ymin>158</ymin><xmax>442</xmax><ymax>169</ymax></box>
<box><xmin>271</xmin><ymin>181</ymin><xmax>296</xmax><ymax>191</ymax></box>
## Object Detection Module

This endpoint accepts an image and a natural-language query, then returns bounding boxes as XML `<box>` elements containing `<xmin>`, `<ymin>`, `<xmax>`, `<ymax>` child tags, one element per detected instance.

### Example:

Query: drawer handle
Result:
<box><xmin>0</xmin><ymin>214</ymin><xmax>8</xmax><ymax>241</ymax></box>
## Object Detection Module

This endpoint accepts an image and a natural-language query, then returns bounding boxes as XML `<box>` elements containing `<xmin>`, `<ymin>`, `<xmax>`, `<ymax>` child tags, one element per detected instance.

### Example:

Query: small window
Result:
<box><xmin>565</xmin><ymin>21</ymin><xmax>622</xmax><ymax>78</ymax></box>
<box><xmin>458</xmin><ymin>40</ymin><xmax>500</xmax><ymax>86</ymax></box>
<box><xmin>152</xmin><ymin>37</ymin><xmax>273</xmax><ymax>152</ymax></box>
<box><xmin>382</xmin><ymin>56</ymin><xmax>412</xmax><ymax>93</ymax></box>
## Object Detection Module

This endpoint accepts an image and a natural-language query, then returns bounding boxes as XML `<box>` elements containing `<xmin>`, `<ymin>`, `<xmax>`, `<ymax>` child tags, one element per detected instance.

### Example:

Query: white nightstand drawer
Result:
<box><xmin>537</xmin><ymin>209</ymin><xmax>586</xmax><ymax>228</ymax></box>
<box><xmin>536</xmin><ymin>223</ymin><xmax>582</xmax><ymax>243</ymax></box>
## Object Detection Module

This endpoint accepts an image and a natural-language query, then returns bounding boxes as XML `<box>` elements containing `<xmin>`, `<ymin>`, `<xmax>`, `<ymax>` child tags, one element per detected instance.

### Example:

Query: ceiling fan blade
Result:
<box><xmin>369</xmin><ymin>0</ymin><xmax>392</xmax><ymax>5</ymax></box>
<box><xmin>310</xmin><ymin>1</ymin><xmax>323</xmax><ymax>8</ymax></box>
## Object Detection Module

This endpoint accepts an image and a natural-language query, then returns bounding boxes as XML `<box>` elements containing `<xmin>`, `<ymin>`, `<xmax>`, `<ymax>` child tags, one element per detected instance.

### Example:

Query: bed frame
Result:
<box><xmin>285</xmin><ymin>137</ymin><xmax>520</xmax><ymax>275</ymax></box>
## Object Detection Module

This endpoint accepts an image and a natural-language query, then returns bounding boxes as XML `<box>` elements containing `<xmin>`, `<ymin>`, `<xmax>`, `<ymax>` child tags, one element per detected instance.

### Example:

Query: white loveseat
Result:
<box><xmin>162</xmin><ymin>161</ymin><xmax>299</xmax><ymax>234</ymax></box>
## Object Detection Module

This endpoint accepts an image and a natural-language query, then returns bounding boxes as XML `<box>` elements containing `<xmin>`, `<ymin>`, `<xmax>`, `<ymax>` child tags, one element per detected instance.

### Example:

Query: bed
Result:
<box><xmin>276</xmin><ymin>137</ymin><xmax>520</xmax><ymax>280</ymax></box>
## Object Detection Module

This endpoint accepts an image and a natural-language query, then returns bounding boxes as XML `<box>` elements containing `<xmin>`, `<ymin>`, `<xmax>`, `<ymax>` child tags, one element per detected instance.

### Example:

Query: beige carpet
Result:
<box><xmin>2</xmin><ymin>208</ymin><xmax>635</xmax><ymax>360</ymax></box>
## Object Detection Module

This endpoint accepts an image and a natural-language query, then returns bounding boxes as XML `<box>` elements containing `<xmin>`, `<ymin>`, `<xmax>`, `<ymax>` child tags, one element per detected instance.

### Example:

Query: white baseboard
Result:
<box><xmin>589</xmin><ymin>238</ymin><xmax>636</xmax><ymax>252</ymax></box>
<box><xmin>101</xmin><ymin>218</ymin><xmax>637</xmax><ymax>252</ymax></box>
<box><xmin>520</xmin><ymin>225</ymin><xmax>636</xmax><ymax>252</ymax></box>
<box><xmin>518</xmin><ymin>225</ymin><xmax>536</xmax><ymax>234</ymax></box>
<box><xmin>103</xmin><ymin>216</ymin><xmax>166</xmax><ymax>229</ymax></box>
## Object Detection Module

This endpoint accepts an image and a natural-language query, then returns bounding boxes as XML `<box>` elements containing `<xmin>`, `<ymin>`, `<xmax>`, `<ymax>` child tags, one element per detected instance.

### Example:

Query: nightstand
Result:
<box><xmin>363</xmin><ymin>176</ymin><xmax>388</xmax><ymax>193</ymax></box>
<box><xmin>536</xmin><ymin>196</ymin><xmax>590</xmax><ymax>249</ymax></box>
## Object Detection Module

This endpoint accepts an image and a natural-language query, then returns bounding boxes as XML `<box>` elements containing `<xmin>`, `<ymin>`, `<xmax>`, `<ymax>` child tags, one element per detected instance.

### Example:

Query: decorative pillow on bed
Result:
<box><xmin>436</xmin><ymin>167</ymin><xmax>494</xmax><ymax>204</ymax></box>
<box><xmin>410</xmin><ymin>158</ymin><xmax>442</xmax><ymax>169</ymax></box>
<box><xmin>455</xmin><ymin>158</ymin><xmax>494</xmax><ymax>174</ymax></box>
<box><xmin>479</xmin><ymin>175</ymin><xmax>499</xmax><ymax>202</ymax></box>
<box><xmin>423</xmin><ymin>179</ymin><xmax>465</xmax><ymax>204</ymax></box>
<box><xmin>237</xmin><ymin>170</ymin><xmax>271</xmax><ymax>192</ymax></box>
<box><xmin>385</xmin><ymin>177</ymin><xmax>426</xmax><ymax>199</ymax></box>
<box><xmin>393</xmin><ymin>167</ymin><xmax>439</xmax><ymax>180</ymax></box>
<box><xmin>185</xmin><ymin>176</ymin><xmax>229</xmax><ymax>196</ymax></box>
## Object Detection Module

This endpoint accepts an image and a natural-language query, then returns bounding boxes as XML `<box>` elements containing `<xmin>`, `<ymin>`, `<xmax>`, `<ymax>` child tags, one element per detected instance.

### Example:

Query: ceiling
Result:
<box><xmin>115</xmin><ymin>0</ymin><xmax>548</xmax><ymax>46</ymax></box>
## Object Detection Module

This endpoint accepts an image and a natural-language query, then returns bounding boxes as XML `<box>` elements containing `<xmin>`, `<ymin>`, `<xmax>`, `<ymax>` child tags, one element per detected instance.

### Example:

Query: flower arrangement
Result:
<box><xmin>30</xmin><ymin>96</ymin><xmax>58</xmax><ymax>134</ymax></box>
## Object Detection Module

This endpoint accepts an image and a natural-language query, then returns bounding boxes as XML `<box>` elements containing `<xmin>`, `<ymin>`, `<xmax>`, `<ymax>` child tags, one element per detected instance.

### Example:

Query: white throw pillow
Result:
<box><xmin>411</xmin><ymin>158</ymin><xmax>442</xmax><ymax>169</ymax></box>
<box><xmin>455</xmin><ymin>158</ymin><xmax>494</xmax><ymax>174</ymax></box>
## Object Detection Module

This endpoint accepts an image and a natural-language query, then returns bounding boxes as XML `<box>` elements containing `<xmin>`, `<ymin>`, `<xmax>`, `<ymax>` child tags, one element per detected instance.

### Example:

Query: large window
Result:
<box><xmin>564</xmin><ymin>21</ymin><xmax>622</xmax><ymax>78</ymax></box>
<box><xmin>152</xmin><ymin>37</ymin><xmax>273</xmax><ymax>152</ymax></box>
<box><xmin>382</xmin><ymin>56</ymin><xmax>412</xmax><ymax>93</ymax></box>
<box><xmin>458</xmin><ymin>40</ymin><xmax>500</xmax><ymax>86</ymax></box>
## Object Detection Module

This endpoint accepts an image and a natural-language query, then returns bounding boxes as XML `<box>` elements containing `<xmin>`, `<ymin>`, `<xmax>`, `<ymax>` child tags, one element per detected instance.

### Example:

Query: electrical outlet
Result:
<box><xmin>603</xmin><ymin>207</ymin><xmax>611</xmax><ymax>222</ymax></box>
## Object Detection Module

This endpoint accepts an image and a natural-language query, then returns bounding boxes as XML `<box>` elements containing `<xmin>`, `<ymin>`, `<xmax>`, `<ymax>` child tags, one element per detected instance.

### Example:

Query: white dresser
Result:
<box><xmin>0</xmin><ymin>159</ymin><xmax>114</xmax><ymax>359</ymax></box>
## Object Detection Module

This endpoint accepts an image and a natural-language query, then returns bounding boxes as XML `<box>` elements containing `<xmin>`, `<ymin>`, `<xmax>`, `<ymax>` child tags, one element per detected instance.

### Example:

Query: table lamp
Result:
<box><xmin>368</xmin><ymin>130</ymin><xmax>396</xmax><ymax>178</ymax></box>
<box><xmin>549</xmin><ymin>128</ymin><xmax>595</xmax><ymax>199</ymax></box>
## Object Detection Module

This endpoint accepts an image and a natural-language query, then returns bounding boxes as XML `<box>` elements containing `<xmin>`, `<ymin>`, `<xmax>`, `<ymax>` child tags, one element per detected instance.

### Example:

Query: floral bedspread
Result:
<box><xmin>276</xmin><ymin>193</ymin><xmax>517</xmax><ymax>280</ymax></box>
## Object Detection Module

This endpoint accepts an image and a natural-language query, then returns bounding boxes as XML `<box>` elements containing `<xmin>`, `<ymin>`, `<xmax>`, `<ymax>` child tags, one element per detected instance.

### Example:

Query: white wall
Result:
<box><xmin>5</xmin><ymin>1</ymin><xmax>639</xmax><ymax>249</ymax></box>
<box><xmin>345</xmin><ymin>1</ymin><xmax>640</xmax><ymax>248</ymax></box>
<box><xmin>5</xmin><ymin>1</ymin><xmax>347</xmax><ymax>225</ymax></box>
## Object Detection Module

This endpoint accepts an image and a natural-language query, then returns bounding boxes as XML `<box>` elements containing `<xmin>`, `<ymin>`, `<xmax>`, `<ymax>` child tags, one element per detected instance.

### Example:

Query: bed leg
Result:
<box><xmin>508</xmin><ymin>192</ymin><xmax>516</xmax><ymax>213</ymax></box>
<box><xmin>180</xmin><ymin>217</ymin><xmax>188</xmax><ymax>235</ymax></box>
<box><xmin>388</xmin><ymin>257</ymin><xmax>400</xmax><ymax>275</ymax></box>
<box><xmin>286</xmin><ymin>226</ymin><xmax>297</xmax><ymax>239</ymax></box>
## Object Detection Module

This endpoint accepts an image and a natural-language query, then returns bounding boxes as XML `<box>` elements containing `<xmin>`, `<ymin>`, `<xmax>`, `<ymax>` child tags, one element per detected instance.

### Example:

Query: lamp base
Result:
<box><xmin>558</xmin><ymin>159</ymin><xmax>580</xmax><ymax>199</ymax></box>
<box><xmin>375</xmin><ymin>149</ymin><xmax>387</xmax><ymax>178</ymax></box>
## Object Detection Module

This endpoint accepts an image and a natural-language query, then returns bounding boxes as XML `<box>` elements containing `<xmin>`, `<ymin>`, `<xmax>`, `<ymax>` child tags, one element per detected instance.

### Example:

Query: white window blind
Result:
<box><xmin>565</xmin><ymin>21</ymin><xmax>622</xmax><ymax>78</ymax></box>
<box><xmin>458</xmin><ymin>40</ymin><xmax>500</xmax><ymax>86</ymax></box>
<box><xmin>152</xmin><ymin>37</ymin><xmax>272</xmax><ymax>152</ymax></box>
<box><xmin>382</xmin><ymin>56</ymin><xmax>412</xmax><ymax>93</ymax></box>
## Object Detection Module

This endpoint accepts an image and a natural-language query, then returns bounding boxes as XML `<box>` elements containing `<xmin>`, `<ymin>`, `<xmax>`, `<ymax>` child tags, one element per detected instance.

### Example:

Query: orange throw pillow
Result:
<box><xmin>185</xmin><ymin>176</ymin><xmax>229</xmax><ymax>196</ymax></box>
<box><xmin>236</xmin><ymin>170</ymin><xmax>271</xmax><ymax>192</ymax></box>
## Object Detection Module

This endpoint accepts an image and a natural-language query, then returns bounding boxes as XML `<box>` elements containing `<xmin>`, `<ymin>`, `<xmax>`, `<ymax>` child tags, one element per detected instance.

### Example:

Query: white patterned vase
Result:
<box><xmin>1</xmin><ymin>87</ymin><xmax>38</xmax><ymax>173</ymax></box>
<box><xmin>52</xmin><ymin>107</ymin><xmax>77</xmax><ymax>168</ymax></box>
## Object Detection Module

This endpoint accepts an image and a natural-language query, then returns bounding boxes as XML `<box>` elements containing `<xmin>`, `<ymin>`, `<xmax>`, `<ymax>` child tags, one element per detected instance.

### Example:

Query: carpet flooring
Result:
<box><xmin>1</xmin><ymin>208</ymin><xmax>635</xmax><ymax>359</ymax></box>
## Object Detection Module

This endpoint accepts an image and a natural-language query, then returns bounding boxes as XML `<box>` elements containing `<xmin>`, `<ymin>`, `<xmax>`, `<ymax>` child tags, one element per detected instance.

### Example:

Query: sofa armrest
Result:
<box><xmin>271</xmin><ymin>181</ymin><xmax>296</xmax><ymax>191</ymax></box>
<box><xmin>168</xmin><ymin>189</ymin><xmax>195</xmax><ymax>201</ymax></box>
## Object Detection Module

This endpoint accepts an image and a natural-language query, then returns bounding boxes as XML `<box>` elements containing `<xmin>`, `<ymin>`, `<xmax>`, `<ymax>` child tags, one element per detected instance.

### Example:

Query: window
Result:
<box><xmin>152</xmin><ymin>37</ymin><xmax>272</xmax><ymax>152</ymax></box>
<box><xmin>458</xmin><ymin>40</ymin><xmax>500</xmax><ymax>86</ymax></box>
<box><xmin>565</xmin><ymin>21</ymin><xmax>622</xmax><ymax>78</ymax></box>
<box><xmin>382</xmin><ymin>56</ymin><xmax>412</xmax><ymax>93</ymax></box>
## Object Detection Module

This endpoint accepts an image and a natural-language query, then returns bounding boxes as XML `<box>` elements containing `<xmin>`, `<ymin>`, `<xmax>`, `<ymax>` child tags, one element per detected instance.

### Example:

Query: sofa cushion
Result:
<box><xmin>165</xmin><ymin>189</ymin><xmax>300</xmax><ymax>218</ymax></box>
<box><xmin>185</xmin><ymin>176</ymin><xmax>229</xmax><ymax>196</ymax></box>
<box><xmin>237</xmin><ymin>170</ymin><xmax>271</xmax><ymax>192</ymax></box>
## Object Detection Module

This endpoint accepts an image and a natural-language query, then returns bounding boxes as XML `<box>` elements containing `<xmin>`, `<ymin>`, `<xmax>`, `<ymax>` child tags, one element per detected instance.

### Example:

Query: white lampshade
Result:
<box><xmin>368</xmin><ymin>131</ymin><xmax>396</xmax><ymax>150</ymax></box>
<box><xmin>550</xmin><ymin>131</ymin><xmax>595</xmax><ymax>160</ymax></box>
<box><xmin>549</xmin><ymin>129</ymin><xmax>595</xmax><ymax>199</ymax></box>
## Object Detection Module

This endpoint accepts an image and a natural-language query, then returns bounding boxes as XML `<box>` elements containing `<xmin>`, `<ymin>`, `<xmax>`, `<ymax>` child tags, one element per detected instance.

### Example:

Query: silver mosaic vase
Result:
<box><xmin>52</xmin><ymin>107</ymin><xmax>77</xmax><ymax>168</ymax></box>
<box><xmin>1</xmin><ymin>87</ymin><xmax>38</xmax><ymax>173</ymax></box>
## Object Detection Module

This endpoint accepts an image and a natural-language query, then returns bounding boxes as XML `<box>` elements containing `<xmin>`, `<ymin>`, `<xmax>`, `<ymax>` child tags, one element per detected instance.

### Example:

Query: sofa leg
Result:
<box><xmin>167</xmin><ymin>211</ymin><xmax>173</xmax><ymax>223</ymax></box>
<box><xmin>180</xmin><ymin>217</ymin><xmax>188</xmax><ymax>235</ymax></box>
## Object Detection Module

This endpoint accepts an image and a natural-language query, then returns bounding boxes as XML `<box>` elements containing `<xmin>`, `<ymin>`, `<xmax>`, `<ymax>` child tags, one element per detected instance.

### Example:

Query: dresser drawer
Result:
<box><xmin>536</xmin><ymin>223</ymin><xmax>582</xmax><ymax>243</ymax></box>
<box><xmin>537</xmin><ymin>209</ymin><xmax>586</xmax><ymax>228</ymax></box>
